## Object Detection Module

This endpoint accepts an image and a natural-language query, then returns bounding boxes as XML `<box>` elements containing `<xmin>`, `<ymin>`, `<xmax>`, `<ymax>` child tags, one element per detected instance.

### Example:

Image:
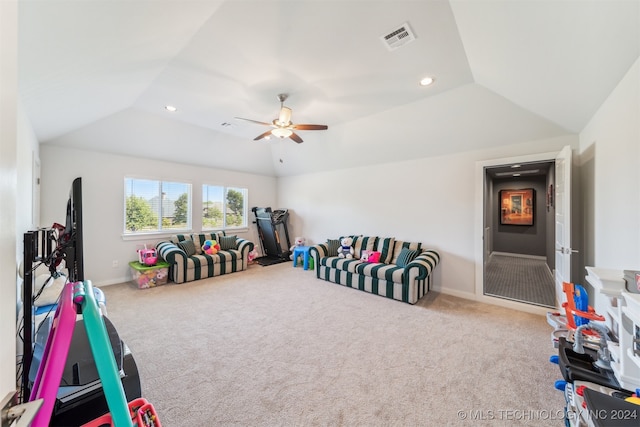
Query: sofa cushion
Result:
<box><xmin>375</xmin><ymin>237</ymin><xmax>395</xmax><ymax>264</ymax></box>
<box><xmin>354</xmin><ymin>262</ymin><xmax>405</xmax><ymax>282</ymax></box>
<box><xmin>396</xmin><ymin>248</ymin><xmax>420</xmax><ymax>267</ymax></box>
<box><xmin>219</xmin><ymin>235</ymin><xmax>237</xmax><ymax>250</ymax></box>
<box><xmin>178</xmin><ymin>240</ymin><xmax>197</xmax><ymax>256</ymax></box>
<box><xmin>321</xmin><ymin>256</ymin><xmax>362</xmax><ymax>273</ymax></box>
<box><xmin>390</xmin><ymin>241</ymin><xmax>422</xmax><ymax>264</ymax></box>
<box><xmin>353</xmin><ymin>236</ymin><xmax>376</xmax><ymax>258</ymax></box>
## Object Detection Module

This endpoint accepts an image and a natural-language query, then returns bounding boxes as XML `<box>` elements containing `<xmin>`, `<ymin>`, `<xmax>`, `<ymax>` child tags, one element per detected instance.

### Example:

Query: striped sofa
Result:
<box><xmin>309</xmin><ymin>236</ymin><xmax>440</xmax><ymax>304</ymax></box>
<box><xmin>156</xmin><ymin>232</ymin><xmax>254</xmax><ymax>284</ymax></box>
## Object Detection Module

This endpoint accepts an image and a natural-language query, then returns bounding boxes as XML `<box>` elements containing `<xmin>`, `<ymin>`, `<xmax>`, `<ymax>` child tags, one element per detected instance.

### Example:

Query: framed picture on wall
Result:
<box><xmin>500</xmin><ymin>188</ymin><xmax>534</xmax><ymax>226</ymax></box>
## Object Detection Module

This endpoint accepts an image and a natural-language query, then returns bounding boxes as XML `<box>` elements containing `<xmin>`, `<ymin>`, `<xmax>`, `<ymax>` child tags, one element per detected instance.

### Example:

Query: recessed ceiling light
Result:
<box><xmin>165</xmin><ymin>105</ymin><xmax>177</xmax><ymax>112</ymax></box>
<box><xmin>511</xmin><ymin>164</ymin><xmax>521</xmax><ymax>168</ymax></box>
<box><xmin>419</xmin><ymin>76</ymin><xmax>434</xmax><ymax>86</ymax></box>
<box><xmin>513</xmin><ymin>173</ymin><xmax>521</xmax><ymax>177</ymax></box>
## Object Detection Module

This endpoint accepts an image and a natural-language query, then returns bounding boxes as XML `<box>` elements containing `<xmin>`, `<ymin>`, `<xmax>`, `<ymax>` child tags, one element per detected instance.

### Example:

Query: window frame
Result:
<box><xmin>202</xmin><ymin>184</ymin><xmax>249</xmax><ymax>231</ymax></box>
<box><xmin>124</xmin><ymin>177</ymin><xmax>193</xmax><ymax>235</ymax></box>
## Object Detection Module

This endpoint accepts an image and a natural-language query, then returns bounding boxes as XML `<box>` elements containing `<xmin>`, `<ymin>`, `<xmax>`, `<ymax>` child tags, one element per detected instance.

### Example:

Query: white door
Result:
<box><xmin>555</xmin><ymin>145</ymin><xmax>573</xmax><ymax>303</ymax></box>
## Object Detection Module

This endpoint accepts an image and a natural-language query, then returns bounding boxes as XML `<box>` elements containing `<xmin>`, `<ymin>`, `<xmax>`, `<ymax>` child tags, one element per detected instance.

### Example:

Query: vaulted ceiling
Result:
<box><xmin>19</xmin><ymin>1</ymin><xmax>639</xmax><ymax>177</ymax></box>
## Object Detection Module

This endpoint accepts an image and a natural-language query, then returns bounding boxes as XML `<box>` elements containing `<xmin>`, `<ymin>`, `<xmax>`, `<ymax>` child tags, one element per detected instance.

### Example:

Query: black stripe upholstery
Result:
<box><xmin>156</xmin><ymin>233</ymin><xmax>254</xmax><ymax>284</ymax></box>
<box><xmin>311</xmin><ymin>238</ymin><xmax>439</xmax><ymax>304</ymax></box>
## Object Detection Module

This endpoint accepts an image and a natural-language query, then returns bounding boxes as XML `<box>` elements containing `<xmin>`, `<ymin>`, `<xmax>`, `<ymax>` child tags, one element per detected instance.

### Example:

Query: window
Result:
<box><xmin>203</xmin><ymin>185</ymin><xmax>248</xmax><ymax>229</ymax></box>
<box><xmin>124</xmin><ymin>178</ymin><xmax>192</xmax><ymax>234</ymax></box>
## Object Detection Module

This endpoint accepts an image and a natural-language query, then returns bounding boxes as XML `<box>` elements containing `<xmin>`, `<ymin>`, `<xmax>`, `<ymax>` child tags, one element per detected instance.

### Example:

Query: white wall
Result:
<box><xmin>0</xmin><ymin>0</ymin><xmax>18</xmax><ymax>398</ymax></box>
<box><xmin>40</xmin><ymin>146</ymin><xmax>278</xmax><ymax>286</ymax></box>
<box><xmin>580</xmin><ymin>56</ymin><xmax>640</xmax><ymax>270</ymax></box>
<box><xmin>1</xmin><ymin>7</ymin><xmax>39</xmax><ymax>399</ymax></box>
<box><xmin>277</xmin><ymin>134</ymin><xmax>576</xmax><ymax>299</ymax></box>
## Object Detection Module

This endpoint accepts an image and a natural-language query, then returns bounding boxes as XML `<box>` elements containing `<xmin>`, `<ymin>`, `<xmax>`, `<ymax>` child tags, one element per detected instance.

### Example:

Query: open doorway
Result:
<box><xmin>483</xmin><ymin>161</ymin><xmax>556</xmax><ymax>308</ymax></box>
<box><xmin>475</xmin><ymin>150</ymin><xmax>564</xmax><ymax>314</ymax></box>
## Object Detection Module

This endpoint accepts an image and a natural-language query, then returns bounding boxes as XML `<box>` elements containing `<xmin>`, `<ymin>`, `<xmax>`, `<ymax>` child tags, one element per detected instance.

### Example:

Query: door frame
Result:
<box><xmin>475</xmin><ymin>151</ymin><xmax>559</xmax><ymax>315</ymax></box>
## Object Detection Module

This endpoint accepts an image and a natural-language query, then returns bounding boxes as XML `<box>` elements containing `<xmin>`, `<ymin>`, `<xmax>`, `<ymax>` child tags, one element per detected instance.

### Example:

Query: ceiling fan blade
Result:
<box><xmin>254</xmin><ymin>130</ymin><xmax>273</xmax><ymax>141</ymax></box>
<box><xmin>235</xmin><ymin>117</ymin><xmax>272</xmax><ymax>126</ymax></box>
<box><xmin>291</xmin><ymin>124</ymin><xmax>328</xmax><ymax>130</ymax></box>
<box><xmin>289</xmin><ymin>132</ymin><xmax>304</xmax><ymax>144</ymax></box>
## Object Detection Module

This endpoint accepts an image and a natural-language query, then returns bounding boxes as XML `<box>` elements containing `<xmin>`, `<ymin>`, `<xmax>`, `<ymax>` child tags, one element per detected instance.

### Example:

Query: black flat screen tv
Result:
<box><xmin>62</xmin><ymin>177</ymin><xmax>84</xmax><ymax>282</ymax></box>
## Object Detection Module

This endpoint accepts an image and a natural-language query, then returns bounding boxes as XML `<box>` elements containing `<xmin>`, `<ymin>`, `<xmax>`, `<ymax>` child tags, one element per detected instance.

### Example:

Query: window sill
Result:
<box><xmin>122</xmin><ymin>227</ymin><xmax>250</xmax><ymax>241</ymax></box>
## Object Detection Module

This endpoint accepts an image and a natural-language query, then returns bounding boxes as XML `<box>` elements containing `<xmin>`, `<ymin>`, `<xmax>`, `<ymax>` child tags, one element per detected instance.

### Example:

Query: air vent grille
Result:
<box><xmin>380</xmin><ymin>22</ymin><xmax>416</xmax><ymax>51</ymax></box>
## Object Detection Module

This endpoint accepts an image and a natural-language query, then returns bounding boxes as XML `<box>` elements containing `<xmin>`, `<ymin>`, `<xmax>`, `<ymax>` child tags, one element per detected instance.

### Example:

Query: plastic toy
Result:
<box><xmin>337</xmin><ymin>237</ymin><xmax>354</xmax><ymax>259</ymax></box>
<box><xmin>547</xmin><ymin>282</ymin><xmax>604</xmax><ymax>334</ymax></box>
<box><xmin>248</xmin><ymin>248</ymin><xmax>259</xmax><ymax>264</ymax></box>
<box><xmin>289</xmin><ymin>237</ymin><xmax>306</xmax><ymax>259</ymax></box>
<box><xmin>202</xmin><ymin>239</ymin><xmax>220</xmax><ymax>255</ymax></box>
<box><xmin>360</xmin><ymin>250</ymin><xmax>381</xmax><ymax>263</ymax></box>
<box><xmin>137</xmin><ymin>245</ymin><xmax>158</xmax><ymax>266</ymax></box>
<box><xmin>30</xmin><ymin>281</ymin><xmax>135</xmax><ymax>426</ymax></box>
<box><xmin>290</xmin><ymin>237</ymin><xmax>306</xmax><ymax>251</ymax></box>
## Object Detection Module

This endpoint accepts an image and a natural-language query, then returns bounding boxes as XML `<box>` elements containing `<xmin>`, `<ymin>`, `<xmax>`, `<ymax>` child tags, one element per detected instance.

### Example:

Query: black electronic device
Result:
<box><xmin>252</xmin><ymin>207</ymin><xmax>292</xmax><ymax>265</ymax></box>
<box><xmin>61</xmin><ymin>177</ymin><xmax>85</xmax><ymax>283</ymax></box>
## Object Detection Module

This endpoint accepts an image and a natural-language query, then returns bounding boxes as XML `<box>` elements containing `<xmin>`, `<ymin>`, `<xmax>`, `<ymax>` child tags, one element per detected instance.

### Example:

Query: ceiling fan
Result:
<box><xmin>235</xmin><ymin>94</ymin><xmax>328</xmax><ymax>143</ymax></box>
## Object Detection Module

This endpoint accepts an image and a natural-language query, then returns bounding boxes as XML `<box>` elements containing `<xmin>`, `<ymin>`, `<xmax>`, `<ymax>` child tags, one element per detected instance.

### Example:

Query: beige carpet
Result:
<box><xmin>102</xmin><ymin>263</ymin><xmax>565</xmax><ymax>426</ymax></box>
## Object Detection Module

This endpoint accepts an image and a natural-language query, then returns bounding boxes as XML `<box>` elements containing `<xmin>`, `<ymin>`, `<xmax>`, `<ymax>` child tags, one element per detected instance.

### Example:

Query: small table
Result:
<box><xmin>292</xmin><ymin>246</ymin><xmax>311</xmax><ymax>270</ymax></box>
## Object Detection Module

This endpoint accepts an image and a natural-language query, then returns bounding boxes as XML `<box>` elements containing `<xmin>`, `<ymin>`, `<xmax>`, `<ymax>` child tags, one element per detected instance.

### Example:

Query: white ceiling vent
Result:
<box><xmin>380</xmin><ymin>22</ymin><xmax>416</xmax><ymax>51</ymax></box>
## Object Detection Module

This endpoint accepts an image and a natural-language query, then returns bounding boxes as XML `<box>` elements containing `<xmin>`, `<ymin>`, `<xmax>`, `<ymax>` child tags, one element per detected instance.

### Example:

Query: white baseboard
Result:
<box><xmin>435</xmin><ymin>287</ymin><xmax>555</xmax><ymax>316</ymax></box>
<box><xmin>93</xmin><ymin>277</ymin><xmax>130</xmax><ymax>287</ymax></box>
<box><xmin>435</xmin><ymin>287</ymin><xmax>475</xmax><ymax>301</ymax></box>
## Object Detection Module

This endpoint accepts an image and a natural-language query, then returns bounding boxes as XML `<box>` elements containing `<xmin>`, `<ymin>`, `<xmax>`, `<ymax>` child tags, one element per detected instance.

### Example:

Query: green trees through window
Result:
<box><xmin>124</xmin><ymin>178</ymin><xmax>191</xmax><ymax>233</ymax></box>
<box><xmin>203</xmin><ymin>185</ymin><xmax>248</xmax><ymax>229</ymax></box>
<box><xmin>124</xmin><ymin>178</ymin><xmax>248</xmax><ymax>234</ymax></box>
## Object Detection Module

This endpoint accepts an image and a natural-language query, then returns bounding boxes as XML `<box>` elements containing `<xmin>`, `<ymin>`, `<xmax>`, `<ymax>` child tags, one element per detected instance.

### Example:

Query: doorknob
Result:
<box><xmin>556</xmin><ymin>247</ymin><xmax>578</xmax><ymax>254</ymax></box>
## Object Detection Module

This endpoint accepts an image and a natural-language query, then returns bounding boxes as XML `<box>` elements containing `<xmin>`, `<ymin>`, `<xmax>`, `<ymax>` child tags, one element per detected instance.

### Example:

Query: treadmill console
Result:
<box><xmin>272</xmin><ymin>209</ymin><xmax>288</xmax><ymax>224</ymax></box>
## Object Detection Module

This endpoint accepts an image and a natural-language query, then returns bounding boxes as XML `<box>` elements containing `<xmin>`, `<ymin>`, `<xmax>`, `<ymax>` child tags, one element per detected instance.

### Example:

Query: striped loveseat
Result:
<box><xmin>309</xmin><ymin>236</ymin><xmax>440</xmax><ymax>304</ymax></box>
<box><xmin>156</xmin><ymin>232</ymin><xmax>254</xmax><ymax>284</ymax></box>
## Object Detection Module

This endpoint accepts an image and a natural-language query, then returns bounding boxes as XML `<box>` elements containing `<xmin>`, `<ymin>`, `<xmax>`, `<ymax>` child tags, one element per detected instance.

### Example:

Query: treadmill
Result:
<box><xmin>252</xmin><ymin>207</ymin><xmax>292</xmax><ymax>264</ymax></box>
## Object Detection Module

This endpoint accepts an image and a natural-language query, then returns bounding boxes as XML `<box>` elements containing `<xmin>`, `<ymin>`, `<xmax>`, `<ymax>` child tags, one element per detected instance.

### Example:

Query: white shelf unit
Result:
<box><xmin>584</xmin><ymin>267</ymin><xmax>640</xmax><ymax>391</ymax></box>
<box><xmin>585</xmin><ymin>266</ymin><xmax>626</xmax><ymax>341</ymax></box>
<box><xmin>619</xmin><ymin>292</ymin><xmax>640</xmax><ymax>391</ymax></box>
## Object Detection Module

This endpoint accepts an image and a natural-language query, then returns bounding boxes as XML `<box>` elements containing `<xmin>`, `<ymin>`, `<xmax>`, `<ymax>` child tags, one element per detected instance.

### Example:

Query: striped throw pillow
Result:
<box><xmin>390</xmin><ymin>241</ymin><xmax>422</xmax><ymax>264</ymax></box>
<box><xmin>178</xmin><ymin>240</ymin><xmax>197</xmax><ymax>257</ymax></box>
<box><xmin>326</xmin><ymin>239</ymin><xmax>341</xmax><ymax>256</ymax></box>
<box><xmin>219</xmin><ymin>235</ymin><xmax>237</xmax><ymax>250</ymax></box>
<box><xmin>396</xmin><ymin>248</ymin><xmax>420</xmax><ymax>267</ymax></box>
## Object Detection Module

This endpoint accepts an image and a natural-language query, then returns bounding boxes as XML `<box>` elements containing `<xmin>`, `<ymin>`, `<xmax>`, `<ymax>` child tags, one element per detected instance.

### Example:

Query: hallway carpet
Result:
<box><xmin>485</xmin><ymin>253</ymin><xmax>556</xmax><ymax>308</ymax></box>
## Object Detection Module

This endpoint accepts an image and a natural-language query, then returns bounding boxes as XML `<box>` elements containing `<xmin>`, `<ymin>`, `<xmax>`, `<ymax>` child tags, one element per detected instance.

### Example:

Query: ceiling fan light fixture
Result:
<box><xmin>271</xmin><ymin>128</ymin><xmax>293</xmax><ymax>139</ymax></box>
<box><xmin>279</xmin><ymin>106</ymin><xmax>292</xmax><ymax>126</ymax></box>
<box><xmin>236</xmin><ymin>93</ymin><xmax>327</xmax><ymax>143</ymax></box>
